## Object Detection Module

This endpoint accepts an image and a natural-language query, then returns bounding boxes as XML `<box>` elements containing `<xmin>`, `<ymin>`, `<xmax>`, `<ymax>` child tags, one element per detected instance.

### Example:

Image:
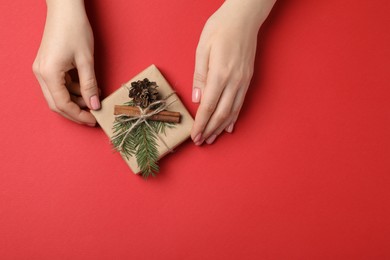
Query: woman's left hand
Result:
<box><xmin>191</xmin><ymin>0</ymin><xmax>276</xmax><ymax>145</ymax></box>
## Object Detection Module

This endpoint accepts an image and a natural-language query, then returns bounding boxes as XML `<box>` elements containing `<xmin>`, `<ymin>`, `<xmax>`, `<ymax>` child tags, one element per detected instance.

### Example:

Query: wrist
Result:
<box><xmin>46</xmin><ymin>0</ymin><xmax>90</xmax><ymax>28</ymax></box>
<box><xmin>46</xmin><ymin>0</ymin><xmax>84</xmax><ymax>8</ymax></box>
<box><xmin>224</xmin><ymin>0</ymin><xmax>276</xmax><ymax>30</ymax></box>
<box><xmin>46</xmin><ymin>0</ymin><xmax>87</xmax><ymax>17</ymax></box>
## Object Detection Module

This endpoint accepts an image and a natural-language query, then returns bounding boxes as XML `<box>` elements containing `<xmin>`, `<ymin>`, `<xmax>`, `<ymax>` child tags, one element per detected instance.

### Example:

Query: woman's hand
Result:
<box><xmin>191</xmin><ymin>0</ymin><xmax>276</xmax><ymax>145</ymax></box>
<box><xmin>33</xmin><ymin>0</ymin><xmax>100</xmax><ymax>126</ymax></box>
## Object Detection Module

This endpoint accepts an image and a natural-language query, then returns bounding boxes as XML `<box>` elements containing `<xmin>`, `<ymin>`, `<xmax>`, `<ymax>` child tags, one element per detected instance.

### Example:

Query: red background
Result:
<box><xmin>1</xmin><ymin>0</ymin><xmax>390</xmax><ymax>259</ymax></box>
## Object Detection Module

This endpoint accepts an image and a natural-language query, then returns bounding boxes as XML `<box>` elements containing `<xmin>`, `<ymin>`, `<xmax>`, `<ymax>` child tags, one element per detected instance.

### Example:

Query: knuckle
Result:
<box><xmin>54</xmin><ymin>100</ymin><xmax>70</xmax><ymax>113</ymax></box>
<box><xmin>233</xmin><ymin>70</ymin><xmax>244</xmax><ymax>82</ymax></box>
<box><xmin>81</xmin><ymin>78</ymin><xmax>97</xmax><ymax>92</ymax></box>
<box><xmin>77</xmin><ymin>54</ymin><xmax>94</xmax><ymax>67</ymax></box>
<box><xmin>193</xmin><ymin>72</ymin><xmax>207</xmax><ymax>85</ymax></box>
<box><xmin>246</xmin><ymin>68</ymin><xmax>254</xmax><ymax>80</ymax></box>
<box><xmin>55</xmin><ymin>102</ymin><xmax>66</xmax><ymax>112</ymax></box>
<box><xmin>201</xmin><ymin>102</ymin><xmax>216</xmax><ymax>114</ymax></box>
<box><xmin>48</xmin><ymin>103</ymin><xmax>59</xmax><ymax>113</ymax></box>
<box><xmin>213</xmin><ymin>126</ymin><xmax>225</xmax><ymax>136</ymax></box>
<box><xmin>230</xmin><ymin>73</ymin><xmax>243</xmax><ymax>90</ymax></box>
<box><xmin>215</xmin><ymin>111</ymin><xmax>230</xmax><ymax>123</ymax></box>
<box><xmin>232</xmin><ymin>69</ymin><xmax>247</xmax><ymax>84</ymax></box>
<box><xmin>229</xmin><ymin>68</ymin><xmax>253</xmax><ymax>91</ymax></box>
<box><xmin>231</xmin><ymin>106</ymin><xmax>242</xmax><ymax>117</ymax></box>
<box><xmin>32</xmin><ymin>61</ymin><xmax>39</xmax><ymax>75</ymax></box>
<box><xmin>231</xmin><ymin>83</ymin><xmax>241</xmax><ymax>93</ymax></box>
<box><xmin>39</xmin><ymin>62</ymin><xmax>56</xmax><ymax>80</ymax></box>
<box><xmin>215</xmin><ymin>68</ymin><xmax>230</xmax><ymax>81</ymax></box>
<box><xmin>231</xmin><ymin>108</ymin><xmax>240</xmax><ymax>117</ymax></box>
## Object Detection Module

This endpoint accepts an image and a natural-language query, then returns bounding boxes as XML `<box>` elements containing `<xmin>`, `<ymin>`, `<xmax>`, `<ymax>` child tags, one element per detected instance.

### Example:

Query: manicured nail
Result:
<box><xmin>90</xmin><ymin>95</ymin><xmax>101</xmax><ymax>110</ymax></box>
<box><xmin>194</xmin><ymin>134</ymin><xmax>205</xmax><ymax>146</ymax></box>
<box><xmin>192</xmin><ymin>87</ymin><xmax>201</xmax><ymax>103</ymax></box>
<box><xmin>195</xmin><ymin>139</ymin><xmax>204</xmax><ymax>146</ymax></box>
<box><xmin>206</xmin><ymin>134</ymin><xmax>217</xmax><ymax>145</ymax></box>
<box><xmin>193</xmin><ymin>133</ymin><xmax>202</xmax><ymax>143</ymax></box>
<box><xmin>225</xmin><ymin>123</ymin><xmax>234</xmax><ymax>133</ymax></box>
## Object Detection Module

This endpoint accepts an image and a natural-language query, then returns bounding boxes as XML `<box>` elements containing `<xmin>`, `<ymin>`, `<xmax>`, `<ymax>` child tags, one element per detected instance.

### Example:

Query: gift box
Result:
<box><xmin>91</xmin><ymin>64</ymin><xmax>194</xmax><ymax>175</ymax></box>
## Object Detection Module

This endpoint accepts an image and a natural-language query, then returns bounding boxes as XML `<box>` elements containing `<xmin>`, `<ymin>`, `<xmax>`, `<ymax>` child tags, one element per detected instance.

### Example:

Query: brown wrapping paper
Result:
<box><xmin>91</xmin><ymin>65</ymin><xmax>194</xmax><ymax>174</ymax></box>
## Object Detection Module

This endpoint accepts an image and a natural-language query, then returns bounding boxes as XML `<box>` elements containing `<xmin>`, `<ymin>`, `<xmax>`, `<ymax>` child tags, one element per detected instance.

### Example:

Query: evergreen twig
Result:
<box><xmin>111</xmin><ymin>105</ymin><xmax>174</xmax><ymax>178</ymax></box>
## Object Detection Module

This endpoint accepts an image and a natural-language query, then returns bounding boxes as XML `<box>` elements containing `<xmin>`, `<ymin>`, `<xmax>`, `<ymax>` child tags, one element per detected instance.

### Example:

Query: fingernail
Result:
<box><xmin>90</xmin><ymin>95</ymin><xmax>101</xmax><ymax>110</ymax></box>
<box><xmin>87</xmin><ymin>123</ymin><xmax>96</xmax><ymax>127</ymax></box>
<box><xmin>226</xmin><ymin>123</ymin><xmax>234</xmax><ymax>133</ymax></box>
<box><xmin>192</xmin><ymin>87</ymin><xmax>201</xmax><ymax>103</ymax></box>
<box><xmin>206</xmin><ymin>134</ymin><xmax>217</xmax><ymax>145</ymax></box>
<box><xmin>193</xmin><ymin>133</ymin><xmax>202</xmax><ymax>144</ymax></box>
<box><xmin>195</xmin><ymin>139</ymin><xmax>205</xmax><ymax>146</ymax></box>
<box><xmin>194</xmin><ymin>134</ymin><xmax>205</xmax><ymax>146</ymax></box>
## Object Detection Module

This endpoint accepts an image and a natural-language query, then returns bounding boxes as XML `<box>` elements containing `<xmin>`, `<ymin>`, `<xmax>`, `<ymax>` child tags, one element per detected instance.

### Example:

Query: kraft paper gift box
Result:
<box><xmin>91</xmin><ymin>64</ymin><xmax>194</xmax><ymax>174</ymax></box>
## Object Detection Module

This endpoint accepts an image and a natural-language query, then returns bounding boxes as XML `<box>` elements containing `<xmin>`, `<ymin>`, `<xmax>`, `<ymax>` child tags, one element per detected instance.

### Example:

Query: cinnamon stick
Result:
<box><xmin>114</xmin><ymin>105</ymin><xmax>181</xmax><ymax>123</ymax></box>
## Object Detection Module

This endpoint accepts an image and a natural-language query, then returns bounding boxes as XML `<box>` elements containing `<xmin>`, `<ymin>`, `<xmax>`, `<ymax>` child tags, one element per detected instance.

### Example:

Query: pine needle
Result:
<box><xmin>111</xmin><ymin>107</ymin><xmax>175</xmax><ymax>178</ymax></box>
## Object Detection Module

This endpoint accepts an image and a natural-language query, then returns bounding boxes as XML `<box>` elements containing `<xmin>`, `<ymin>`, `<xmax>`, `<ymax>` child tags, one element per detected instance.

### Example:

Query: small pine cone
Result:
<box><xmin>129</xmin><ymin>78</ymin><xmax>160</xmax><ymax>108</ymax></box>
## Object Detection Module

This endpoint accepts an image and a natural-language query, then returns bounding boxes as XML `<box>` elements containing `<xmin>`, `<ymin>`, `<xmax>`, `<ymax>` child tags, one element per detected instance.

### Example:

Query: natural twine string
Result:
<box><xmin>112</xmin><ymin>92</ymin><xmax>177</xmax><ymax>153</ymax></box>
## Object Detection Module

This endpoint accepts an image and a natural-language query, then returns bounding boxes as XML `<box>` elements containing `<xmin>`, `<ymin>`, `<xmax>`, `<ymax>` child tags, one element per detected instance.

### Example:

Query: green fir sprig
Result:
<box><xmin>111</xmin><ymin>101</ymin><xmax>174</xmax><ymax>178</ymax></box>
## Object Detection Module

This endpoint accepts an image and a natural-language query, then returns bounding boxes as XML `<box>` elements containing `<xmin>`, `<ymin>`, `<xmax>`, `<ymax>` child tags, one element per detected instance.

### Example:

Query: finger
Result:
<box><xmin>65</xmin><ymin>73</ymin><xmax>82</xmax><ymax>96</ymax></box>
<box><xmin>206</xmin><ymin>81</ymin><xmax>250</xmax><ymax>144</ymax></box>
<box><xmin>223</xmin><ymin>68</ymin><xmax>254</xmax><ymax>133</ymax></box>
<box><xmin>202</xmin><ymin>82</ymin><xmax>238</xmax><ymax>142</ymax></box>
<box><xmin>38</xmin><ymin>74</ymin><xmax>87</xmax><ymax>124</ymax></box>
<box><xmin>34</xmin><ymin>64</ymin><xmax>86</xmax><ymax>124</ymax></box>
<box><xmin>68</xmin><ymin>72</ymin><xmax>101</xmax><ymax>97</ymax></box>
<box><xmin>192</xmin><ymin>44</ymin><xmax>210</xmax><ymax>103</ymax></box>
<box><xmin>225</xmin><ymin>104</ymin><xmax>243</xmax><ymax>134</ymax></box>
<box><xmin>226</xmin><ymin>100</ymin><xmax>244</xmax><ymax>132</ymax></box>
<box><xmin>70</xmin><ymin>94</ymin><xmax>87</xmax><ymax>108</ymax></box>
<box><xmin>51</xmin><ymin>86</ymin><xmax>96</xmax><ymax>125</ymax></box>
<box><xmin>76</xmin><ymin>56</ymin><xmax>101</xmax><ymax>111</ymax></box>
<box><xmin>191</xmin><ymin>69</ymin><xmax>227</xmax><ymax>145</ymax></box>
<box><xmin>43</xmin><ymin>69</ymin><xmax>96</xmax><ymax>126</ymax></box>
<box><xmin>223</xmin><ymin>83</ymin><xmax>249</xmax><ymax>134</ymax></box>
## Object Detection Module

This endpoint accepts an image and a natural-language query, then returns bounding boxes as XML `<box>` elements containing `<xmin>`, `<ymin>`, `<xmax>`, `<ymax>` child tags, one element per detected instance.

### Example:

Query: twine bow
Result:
<box><xmin>111</xmin><ymin>92</ymin><xmax>177</xmax><ymax>152</ymax></box>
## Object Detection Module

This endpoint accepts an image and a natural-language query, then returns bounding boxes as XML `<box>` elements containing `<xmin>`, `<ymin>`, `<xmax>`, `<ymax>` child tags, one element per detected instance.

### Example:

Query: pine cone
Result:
<box><xmin>129</xmin><ymin>78</ymin><xmax>159</xmax><ymax>108</ymax></box>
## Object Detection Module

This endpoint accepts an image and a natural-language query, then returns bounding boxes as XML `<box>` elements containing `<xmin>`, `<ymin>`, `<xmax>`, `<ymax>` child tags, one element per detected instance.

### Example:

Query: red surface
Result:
<box><xmin>1</xmin><ymin>0</ymin><xmax>390</xmax><ymax>259</ymax></box>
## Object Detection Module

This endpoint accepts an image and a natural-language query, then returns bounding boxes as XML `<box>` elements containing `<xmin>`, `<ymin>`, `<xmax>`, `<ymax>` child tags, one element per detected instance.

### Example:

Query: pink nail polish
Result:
<box><xmin>195</xmin><ymin>139</ymin><xmax>204</xmax><ymax>146</ymax></box>
<box><xmin>226</xmin><ymin>123</ymin><xmax>234</xmax><ymax>133</ymax></box>
<box><xmin>90</xmin><ymin>95</ymin><xmax>101</xmax><ymax>110</ymax></box>
<box><xmin>193</xmin><ymin>133</ymin><xmax>202</xmax><ymax>143</ymax></box>
<box><xmin>206</xmin><ymin>134</ymin><xmax>217</xmax><ymax>145</ymax></box>
<box><xmin>192</xmin><ymin>88</ymin><xmax>201</xmax><ymax>103</ymax></box>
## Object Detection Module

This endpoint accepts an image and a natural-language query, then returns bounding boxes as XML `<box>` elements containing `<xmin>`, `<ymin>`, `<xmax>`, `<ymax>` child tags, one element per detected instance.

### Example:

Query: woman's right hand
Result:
<box><xmin>33</xmin><ymin>0</ymin><xmax>100</xmax><ymax>126</ymax></box>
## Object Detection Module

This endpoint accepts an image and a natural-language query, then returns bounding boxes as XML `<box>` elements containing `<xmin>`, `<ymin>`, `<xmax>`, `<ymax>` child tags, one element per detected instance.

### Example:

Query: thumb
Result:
<box><xmin>76</xmin><ymin>56</ymin><xmax>101</xmax><ymax>110</ymax></box>
<box><xmin>192</xmin><ymin>44</ymin><xmax>210</xmax><ymax>104</ymax></box>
